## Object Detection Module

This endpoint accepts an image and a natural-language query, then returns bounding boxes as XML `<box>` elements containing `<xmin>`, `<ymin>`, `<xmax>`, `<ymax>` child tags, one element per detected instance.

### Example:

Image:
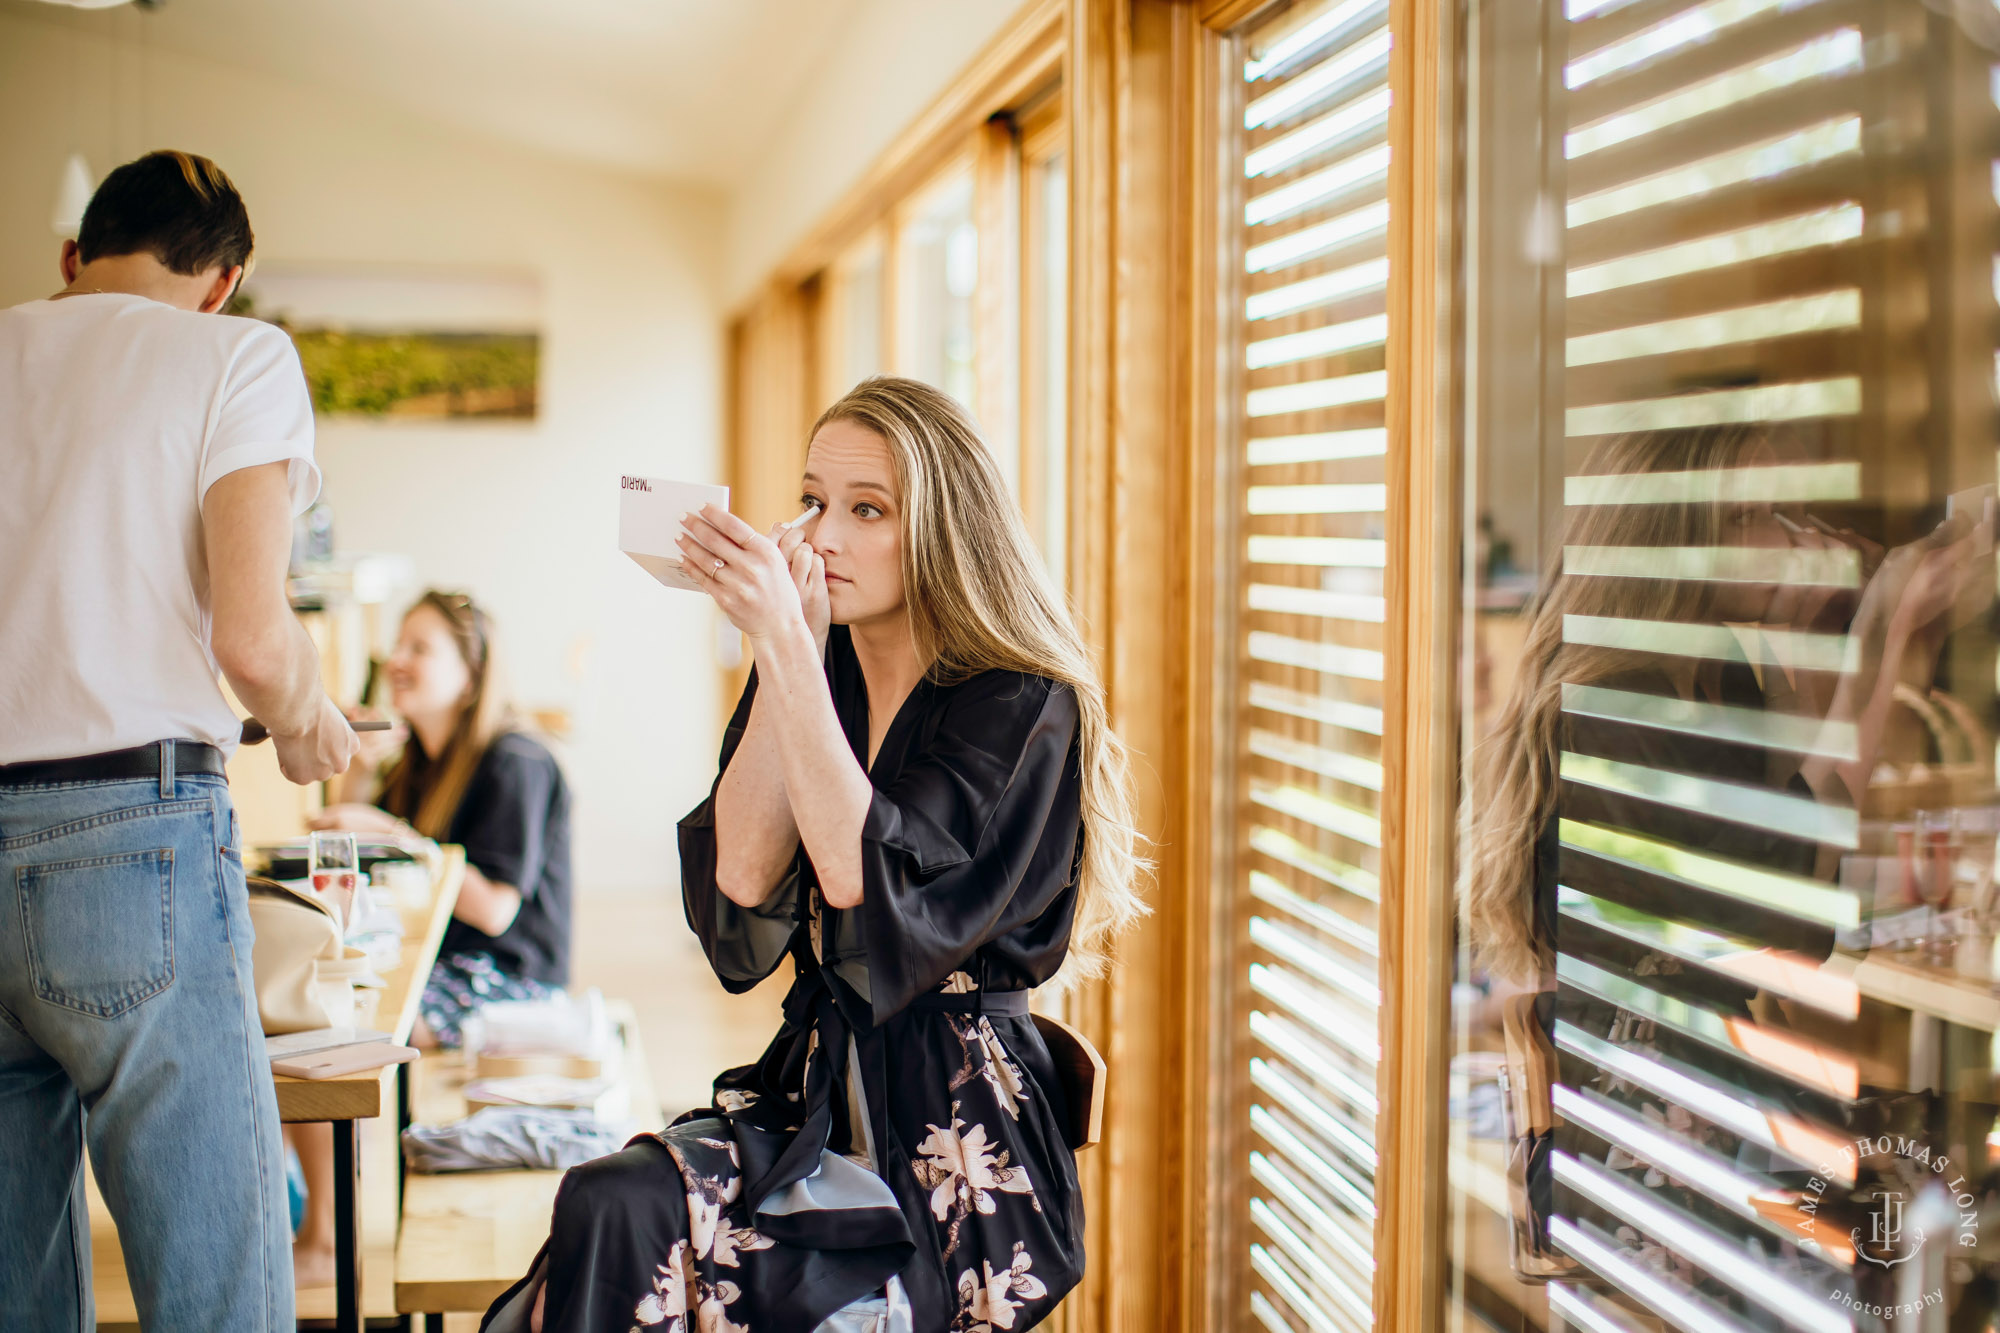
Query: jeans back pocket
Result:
<box><xmin>17</xmin><ymin>849</ymin><xmax>176</xmax><ymax>1017</ymax></box>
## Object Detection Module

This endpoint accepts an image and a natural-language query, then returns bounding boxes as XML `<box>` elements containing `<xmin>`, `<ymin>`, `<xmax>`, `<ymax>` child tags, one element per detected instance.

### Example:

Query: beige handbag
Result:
<box><xmin>244</xmin><ymin>876</ymin><xmax>361</xmax><ymax>1034</ymax></box>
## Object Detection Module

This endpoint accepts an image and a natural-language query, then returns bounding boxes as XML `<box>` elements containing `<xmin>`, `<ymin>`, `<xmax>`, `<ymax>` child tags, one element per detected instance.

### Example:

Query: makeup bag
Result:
<box><xmin>244</xmin><ymin>876</ymin><xmax>362</xmax><ymax>1034</ymax></box>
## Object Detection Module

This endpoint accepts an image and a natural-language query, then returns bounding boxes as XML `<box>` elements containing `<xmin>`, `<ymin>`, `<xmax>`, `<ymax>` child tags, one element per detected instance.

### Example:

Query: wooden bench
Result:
<box><xmin>394</xmin><ymin>999</ymin><xmax>659</xmax><ymax>1329</ymax></box>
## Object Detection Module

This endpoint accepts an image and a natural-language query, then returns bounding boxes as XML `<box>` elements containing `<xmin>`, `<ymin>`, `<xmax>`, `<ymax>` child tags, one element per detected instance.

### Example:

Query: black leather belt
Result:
<box><xmin>909</xmin><ymin>989</ymin><xmax>1030</xmax><ymax>1017</ymax></box>
<box><xmin>0</xmin><ymin>740</ymin><xmax>227</xmax><ymax>788</ymax></box>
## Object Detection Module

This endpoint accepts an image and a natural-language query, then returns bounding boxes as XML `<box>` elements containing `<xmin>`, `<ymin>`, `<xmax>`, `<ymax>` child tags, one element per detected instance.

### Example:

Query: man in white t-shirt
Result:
<box><xmin>0</xmin><ymin>150</ymin><xmax>359</xmax><ymax>1330</ymax></box>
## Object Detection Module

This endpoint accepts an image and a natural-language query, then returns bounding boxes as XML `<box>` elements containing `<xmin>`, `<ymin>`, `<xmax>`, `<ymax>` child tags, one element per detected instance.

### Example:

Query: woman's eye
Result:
<box><xmin>856</xmin><ymin>503</ymin><xmax>881</xmax><ymax>519</ymax></box>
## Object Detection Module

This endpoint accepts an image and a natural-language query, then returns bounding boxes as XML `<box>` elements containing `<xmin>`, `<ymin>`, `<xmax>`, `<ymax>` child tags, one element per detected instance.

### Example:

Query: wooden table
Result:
<box><xmin>394</xmin><ymin>999</ymin><xmax>659</xmax><ymax>1325</ymax></box>
<box><xmin>1823</xmin><ymin>936</ymin><xmax>2000</xmax><ymax>1097</ymax></box>
<box><xmin>1824</xmin><ymin>938</ymin><xmax>2000</xmax><ymax>1032</ymax></box>
<box><xmin>88</xmin><ymin>845</ymin><xmax>462</xmax><ymax>1331</ymax></box>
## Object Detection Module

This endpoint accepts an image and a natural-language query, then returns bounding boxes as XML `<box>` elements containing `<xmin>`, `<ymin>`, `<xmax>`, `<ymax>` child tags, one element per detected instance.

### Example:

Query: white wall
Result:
<box><xmin>722</xmin><ymin>0</ymin><xmax>1033</xmax><ymax>308</ymax></box>
<box><xmin>0</xmin><ymin>7</ymin><xmax>727</xmax><ymax>893</ymax></box>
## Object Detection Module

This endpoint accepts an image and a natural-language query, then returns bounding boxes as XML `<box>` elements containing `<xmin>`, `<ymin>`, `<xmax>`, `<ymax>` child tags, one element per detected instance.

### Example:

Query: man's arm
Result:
<box><xmin>203</xmin><ymin>462</ymin><xmax>356</xmax><ymax>784</ymax></box>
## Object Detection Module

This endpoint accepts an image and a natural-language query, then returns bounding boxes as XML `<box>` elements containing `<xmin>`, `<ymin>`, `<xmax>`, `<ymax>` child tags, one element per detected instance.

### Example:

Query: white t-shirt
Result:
<box><xmin>0</xmin><ymin>293</ymin><xmax>320</xmax><ymax>764</ymax></box>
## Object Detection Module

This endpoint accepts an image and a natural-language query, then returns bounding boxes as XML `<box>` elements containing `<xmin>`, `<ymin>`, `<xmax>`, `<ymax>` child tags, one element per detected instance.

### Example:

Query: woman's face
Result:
<box><xmin>799</xmin><ymin>419</ymin><xmax>906</xmax><ymax>629</ymax></box>
<box><xmin>385</xmin><ymin>604</ymin><xmax>474</xmax><ymax>725</ymax></box>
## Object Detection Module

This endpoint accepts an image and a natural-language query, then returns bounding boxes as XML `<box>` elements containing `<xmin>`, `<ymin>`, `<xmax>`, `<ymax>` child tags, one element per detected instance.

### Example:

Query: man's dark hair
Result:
<box><xmin>77</xmin><ymin>150</ymin><xmax>254</xmax><ymax>276</ymax></box>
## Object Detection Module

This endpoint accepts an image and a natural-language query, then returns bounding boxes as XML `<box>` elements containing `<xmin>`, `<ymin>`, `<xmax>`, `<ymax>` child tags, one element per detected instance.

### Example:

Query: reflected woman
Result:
<box><xmin>1467</xmin><ymin>423</ymin><xmax>1987</xmax><ymax>985</ymax></box>
<box><xmin>484</xmin><ymin>377</ymin><xmax>1147</xmax><ymax>1333</ymax></box>
<box><xmin>1462</xmin><ymin>423</ymin><xmax>1989</xmax><ymax>1279</ymax></box>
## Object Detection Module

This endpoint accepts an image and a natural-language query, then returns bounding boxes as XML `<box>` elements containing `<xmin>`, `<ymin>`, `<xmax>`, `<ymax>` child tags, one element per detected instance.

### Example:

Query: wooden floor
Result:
<box><xmin>570</xmin><ymin>883</ymin><xmax>788</xmax><ymax>1122</ymax></box>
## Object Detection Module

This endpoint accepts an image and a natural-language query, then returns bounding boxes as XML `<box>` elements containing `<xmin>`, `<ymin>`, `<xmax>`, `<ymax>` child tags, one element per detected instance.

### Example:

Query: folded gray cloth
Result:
<box><xmin>401</xmin><ymin>1105</ymin><xmax>628</xmax><ymax>1173</ymax></box>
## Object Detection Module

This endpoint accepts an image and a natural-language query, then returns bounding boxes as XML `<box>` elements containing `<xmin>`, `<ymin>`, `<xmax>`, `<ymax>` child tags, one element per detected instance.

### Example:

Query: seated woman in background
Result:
<box><xmin>290</xmin><ymin>590</ymin><xmax>574</xmax><ymax>1285</ymax></box>
<box><xmin>482</xmin><ymin>377</ymin><xmax>1148</xmax><ymax>1333</ymax></box>
<box><xmin>313</xmin><ymin>589</ymin><xmax>575</xmax><ymax>1047</ymax></box>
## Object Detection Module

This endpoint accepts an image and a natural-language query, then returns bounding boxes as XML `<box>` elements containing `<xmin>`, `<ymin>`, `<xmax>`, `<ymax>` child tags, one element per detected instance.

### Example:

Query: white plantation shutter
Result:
<box><xmin>1230</xmin><ymin>2</ymin><xmax>1396</xmax><ymax>1328</ymax></box>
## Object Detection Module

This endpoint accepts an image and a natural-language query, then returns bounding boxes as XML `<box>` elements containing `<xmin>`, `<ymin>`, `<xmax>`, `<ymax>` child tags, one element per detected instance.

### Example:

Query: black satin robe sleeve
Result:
<box><xmin>678</xmin><ymin>668</ymin><xmax>802</xmax><ymax>992</ymax></box>
<box><xmin>857</xmin><ymin>671</ymin><xmax>1081</xmax><ymax>1024</ymax></box>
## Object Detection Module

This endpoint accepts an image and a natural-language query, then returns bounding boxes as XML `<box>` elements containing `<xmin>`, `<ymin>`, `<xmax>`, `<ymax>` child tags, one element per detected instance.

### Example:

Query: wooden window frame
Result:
<box><xmin>814</xmin><ymin>226</ymin><xmax>891</xmax><ymax>411</ymax></box>
<box><xmin>888</xmin><ymin>152</ymin><xmax>979</xmax><ymax>393</ymax></box>
<box><xmin>1377</xmin><ymin>1</ymin><xmax>1457</xmax><ymax>1327</ymax></box>
<box><xmin>1018</xmin><ymin>92</ymin><xmax>1070</xmax><ymax>575</ymax></box>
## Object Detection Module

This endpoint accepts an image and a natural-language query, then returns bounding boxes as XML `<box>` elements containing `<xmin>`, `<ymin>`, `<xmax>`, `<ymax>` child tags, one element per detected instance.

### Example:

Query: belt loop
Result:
<box><xmin>159</xmin><ymin>740</ymin><xmax>175</xmax><ymax>800</ymax></box>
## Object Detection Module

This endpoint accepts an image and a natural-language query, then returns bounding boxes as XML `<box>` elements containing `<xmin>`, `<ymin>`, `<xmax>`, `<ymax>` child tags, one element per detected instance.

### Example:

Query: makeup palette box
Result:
<box><xmin>619</xmin><ymin>474</ymin><xmax>729</xmax><ymax>592</ymax></box>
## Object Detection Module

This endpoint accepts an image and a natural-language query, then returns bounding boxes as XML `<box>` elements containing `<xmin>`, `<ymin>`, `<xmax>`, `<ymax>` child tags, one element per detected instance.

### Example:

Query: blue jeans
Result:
<box><xmin>0</xmin><ymin>769</ymin><xmax>292</xmax><ymax>1331</ymax></box>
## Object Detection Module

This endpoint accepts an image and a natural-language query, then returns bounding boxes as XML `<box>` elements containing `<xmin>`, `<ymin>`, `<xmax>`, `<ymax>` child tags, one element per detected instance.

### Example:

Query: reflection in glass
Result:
<box><xmin>1449</xmin><ymin>3</ymin><xmax>2000</xmax><ymax>1331</ymax></box>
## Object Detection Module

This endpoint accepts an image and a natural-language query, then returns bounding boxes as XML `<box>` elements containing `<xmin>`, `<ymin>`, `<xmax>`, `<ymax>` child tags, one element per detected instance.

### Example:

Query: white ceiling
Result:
<box><xmin>3</xmin><ymin>0</ymin><xmax>863</xmax><ymax>186</ymax></box>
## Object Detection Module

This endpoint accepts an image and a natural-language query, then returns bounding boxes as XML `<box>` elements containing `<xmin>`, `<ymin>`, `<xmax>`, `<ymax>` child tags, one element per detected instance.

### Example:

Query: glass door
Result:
<box><xmin>1446</xmin><ymin>3</ymin><xmax>2000</xmax><ymax>1330</ymax></box>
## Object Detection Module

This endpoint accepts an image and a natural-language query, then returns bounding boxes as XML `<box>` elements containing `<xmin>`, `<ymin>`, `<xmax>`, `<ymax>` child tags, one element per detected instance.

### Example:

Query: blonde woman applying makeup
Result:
<box><xmin>483</xmin><ymin>378</ymin><xmax>1146</xmax><ymax>1333</ymax></box>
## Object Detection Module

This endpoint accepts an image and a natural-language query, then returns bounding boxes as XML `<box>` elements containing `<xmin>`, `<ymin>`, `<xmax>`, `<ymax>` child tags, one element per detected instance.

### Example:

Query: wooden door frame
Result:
<box><xmin>1377</xmin><ymin>0</ymin><xmax>1459</xmax><ymax>1328</ymax></box>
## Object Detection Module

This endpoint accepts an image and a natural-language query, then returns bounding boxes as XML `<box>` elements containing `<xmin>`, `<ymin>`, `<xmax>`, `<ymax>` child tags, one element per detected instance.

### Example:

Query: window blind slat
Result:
<box><xmin>1251</xmin><ymin>1010</ymin><xmax>1381</xmax><ymax>1112</ymax></box>
<box><xmin>1564</xmin><ymin>71</ymin><xmax>1866</xmax><ymax>200</ymax></box>
<box><xmin>1248</xmin><ymin>823</ymin><xmax>1382</xmax><ymax>898</ymax></box>
<box><xmin>1552</xmin><ymin>1154</ymin><xmax>1847</xmax><ymax>1333</ymax></box>
<box><xmin>1252</xmin><ymin>964</ymin><xmax>1381</xmax><ymax>1061</ymax></box>
<box><xmin>1558</xmin><ymin>955</ymin><xmax>1859</xmax><ymax>1100</ymax></box>
<box><xmin>1251</xmin><ymin>1152</ymin><xmax>1378</xmax><ymax>1276</ymax></box>
<box><xmin>1552</xmin><ymin>1021</ymin><xmax>1854</xmax><ymax>1179</ymax></box>
<box><xmin>1553</xmin><ymin>1084</ymin><xmax>1847</xmax><ymax>1259</ymax></box>
<box><xmin>1560</xmin><ymin>205</ymin><xmax>1856</xmax><ymax>298</ymax></box>
<box><xmin>1250</xmin><ymin>1197</ymin><xmax>1373</xmax><ymax>1320</ymax></box>
<box><xmin>1250</xmin><ymin>731</ymin><xmax>1386</xmax><ymax>790</ymax></box>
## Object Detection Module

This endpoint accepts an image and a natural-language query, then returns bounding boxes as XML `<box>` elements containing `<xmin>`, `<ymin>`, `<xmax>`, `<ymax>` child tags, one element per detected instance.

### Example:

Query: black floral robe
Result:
<box><xmin>482</xmin><ymin>627</ymin><xmax>1087</xmax><ymax>1333</ymax></box>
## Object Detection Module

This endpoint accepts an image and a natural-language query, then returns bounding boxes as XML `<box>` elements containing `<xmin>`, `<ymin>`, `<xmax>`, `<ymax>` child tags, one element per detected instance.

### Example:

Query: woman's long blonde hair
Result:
<box><xmin>812</xmin><ymin>377</ymin><xmax>1150</xmax><ymax>984</ymax></box>
<box><xmin>377</xmin><ymin>590</ymin><xmax>517</xmax><ymax>839</ymax></box>
<box><xmin>1464</xmin><ymin>425</ymin><xmax>1771</xmax><ymax>984</ymax></box>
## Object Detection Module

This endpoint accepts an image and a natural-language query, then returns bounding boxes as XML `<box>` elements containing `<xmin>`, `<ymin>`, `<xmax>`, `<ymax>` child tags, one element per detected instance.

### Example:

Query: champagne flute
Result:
<box><xmin>1917</xmin><ymin>810</ymin><xmax>1958</xmax><ymax>962</ymax></box>
<box><xmin>310</xmin><ymin>829</ymin><xmax>361</xmax><ymax>935</ymax></box>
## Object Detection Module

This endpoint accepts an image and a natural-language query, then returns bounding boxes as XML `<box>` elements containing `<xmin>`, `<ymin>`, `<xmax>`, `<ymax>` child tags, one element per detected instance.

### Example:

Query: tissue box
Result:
<box><xmin>619</xmin><ymin>474</ymin><xmax>729</xmax><ymax>591</ymax></box>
